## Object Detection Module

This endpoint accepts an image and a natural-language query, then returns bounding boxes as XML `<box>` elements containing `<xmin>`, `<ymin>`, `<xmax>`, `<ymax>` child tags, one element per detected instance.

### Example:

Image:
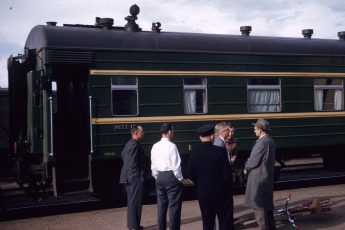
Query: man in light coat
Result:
<box><xmin>244</xmin><ymin>119</ymin><xmax>276</xmax><ymax>230</ymax></box>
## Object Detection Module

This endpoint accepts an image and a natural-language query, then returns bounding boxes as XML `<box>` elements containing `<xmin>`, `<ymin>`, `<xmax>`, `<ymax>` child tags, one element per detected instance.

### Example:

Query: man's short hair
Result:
<box><xmin>130</xmin><ymin>125</ymin><xmax>142</xmax><ymax>134</ymax></box>
<box><xmin>160</xmin><ymin>122</ymin><xmax>173</xmax><ymax>134</ymax></box>
<box><xmin>215</xmin><ymin>122</ymin><xmax>229</xmax><ymax>134</ymax></box>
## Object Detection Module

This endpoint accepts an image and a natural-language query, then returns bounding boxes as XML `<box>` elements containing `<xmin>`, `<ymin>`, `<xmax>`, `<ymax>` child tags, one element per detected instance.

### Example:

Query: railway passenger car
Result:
<box><xmin>7</xmin><ymin>5</ymin><xmax>345</xmax><ymax>197</ymax></box>
<box><xmin>0</xmin><ymin>88</ymin><xmax>11</xmax><ymax>179</ymax></box>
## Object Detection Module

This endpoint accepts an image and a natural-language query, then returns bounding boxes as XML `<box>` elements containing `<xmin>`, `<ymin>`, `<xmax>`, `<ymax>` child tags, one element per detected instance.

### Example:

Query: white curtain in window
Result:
<box><xmin>334</xmin><ymin>90</ymin><xmax>343</xmax><ymax>110</ymax></box>
<box><xmin>248</xmin><ymin>90</ymin><xmax>280</xmax><ymax>112</ymax></box>
<box><xmin>184</xmin><ymin>90</ymin><xmax>196</xmax><ymax>114</ymax></box>
<box><xmin>202</xmin><ymin>91</ymin><xmax>207</xmax><ymax>113</ymax></box>
<box><xmin>314</xmin><ymin>89</ymin><xmax>323</xmax><ymax>111</ymax></box>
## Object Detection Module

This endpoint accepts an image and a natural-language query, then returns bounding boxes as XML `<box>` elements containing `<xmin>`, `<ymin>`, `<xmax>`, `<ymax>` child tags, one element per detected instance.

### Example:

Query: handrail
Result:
<box><xmin>48</xmin><ymin>96</ymin><xmax>54</xmax><ymax>156</ymax></box>
<box><xmin>89</xmin><ymin>96</ymin><xmax>93</xmax><ymax>154</ymax></box>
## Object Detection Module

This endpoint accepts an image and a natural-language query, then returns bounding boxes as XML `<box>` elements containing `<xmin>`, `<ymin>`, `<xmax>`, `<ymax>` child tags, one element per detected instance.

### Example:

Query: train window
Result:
<box><xmin>247</xmin><ymin>78</ymin><xmax>281</xmax><ymax>113</ymax></box>
<box><xmin>183</xmin><ymin>77</ymin><xmax>207</xmax><ymax>114</ymax></box>
<box><xmin>111</xmin><ymin>77</ymin><xmax>138</xmax><ymax>116</ymax></box>
<box><xmin>314</xmin><ymin>79</ymin><xmax>344</xmax><ymax>111</ymax></box>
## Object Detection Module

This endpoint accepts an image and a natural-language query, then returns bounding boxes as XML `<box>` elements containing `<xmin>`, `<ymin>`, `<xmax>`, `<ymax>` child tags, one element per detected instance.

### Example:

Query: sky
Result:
<box><xmin>1</xmin><ymin>0</ymin><xmax>345</xmax><ymax>88</ymax></box>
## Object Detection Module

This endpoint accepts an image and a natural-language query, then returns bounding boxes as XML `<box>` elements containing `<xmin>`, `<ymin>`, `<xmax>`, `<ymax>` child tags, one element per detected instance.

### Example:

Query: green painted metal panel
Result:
<box><xmin>27</xmin><ymin>71</ymin><xmax>43</xmax><ymax>154</ymax></box>
<box><xmin>88</xmin><ymin>49</ymin><xmax>345</xmax><ymax>163</ymax></box>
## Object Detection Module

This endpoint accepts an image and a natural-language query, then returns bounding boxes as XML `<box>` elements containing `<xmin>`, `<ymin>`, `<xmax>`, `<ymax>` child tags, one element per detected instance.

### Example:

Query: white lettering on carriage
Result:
<box><xmin>114</xmin><ymin>124</ymin><xmax>137</xmax><ymax>132</ymax></box>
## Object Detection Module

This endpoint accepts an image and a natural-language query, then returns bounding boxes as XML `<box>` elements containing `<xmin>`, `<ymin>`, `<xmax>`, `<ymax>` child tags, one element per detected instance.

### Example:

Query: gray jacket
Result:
<box><xmin>213</xmin><ymin>136</ymin><xmax>226</xmax><ymax>149</ymax></box>
<box><xmin>244</xmin><ymin>135</ymin><xmax>275</xmax><ymax>210</ymax></box>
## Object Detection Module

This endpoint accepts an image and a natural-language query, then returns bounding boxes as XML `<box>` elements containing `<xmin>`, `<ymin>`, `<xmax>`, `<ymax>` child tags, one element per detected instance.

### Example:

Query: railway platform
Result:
<box><xmin>1</xmin><ymin>183</ymin><xmax>344</xmax><ymax>230</ymax></box>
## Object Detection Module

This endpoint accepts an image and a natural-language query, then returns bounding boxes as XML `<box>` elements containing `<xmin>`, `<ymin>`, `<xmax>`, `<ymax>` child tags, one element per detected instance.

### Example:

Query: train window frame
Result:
<box><xmin>247</xmin><ymin>78</ymin><xmax>281</xmax><ymax>113</ymax></box>
<box><xmin>183</xmin><ymin>77</ymin><xmax>208</xmax><ymax>114</ymax></box>
<box><xmin>111</xmin><ymin>77</ymin><xmax>139</xmax><ymax>116</ymax></box>
<box><xmin>314</xmin><ymin>79</ymin><xmax>344</xmax><ymax>111</ymax></box>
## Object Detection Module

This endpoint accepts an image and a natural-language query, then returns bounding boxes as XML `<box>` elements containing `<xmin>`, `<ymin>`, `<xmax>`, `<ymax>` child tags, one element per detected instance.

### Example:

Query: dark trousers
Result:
<box><xmin>198</xmin><ymin>195</ymin><xmax>234</xmax><ymax>230</ymax></box>
<box><xmin>126</xmin><ymin>176</ymin><xmax>145</xmax><ymax>229</ymax></box>
<box><xmin>155</xmin><ymin>171</ymin><xmax>183</xmax><ymax>230</ymax></box>
<box><xmin>253</xmin><ymin>208</ymin><xmax>276</xmax><ymax>230</ymax></box>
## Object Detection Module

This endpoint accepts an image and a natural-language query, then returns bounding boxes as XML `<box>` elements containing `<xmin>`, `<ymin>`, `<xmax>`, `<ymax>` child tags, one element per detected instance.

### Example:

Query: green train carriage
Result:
<box><xmin>7</xmin><ymin>5</ymin><xmax>345</xmax><ymax>197</ymax></box>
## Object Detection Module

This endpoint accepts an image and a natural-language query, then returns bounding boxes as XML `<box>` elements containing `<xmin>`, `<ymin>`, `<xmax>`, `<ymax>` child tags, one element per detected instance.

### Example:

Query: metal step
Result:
<box><xmin>59</xmin><ymin>177</ymin><xmax>90</xmax><ymax>194</ymax></box>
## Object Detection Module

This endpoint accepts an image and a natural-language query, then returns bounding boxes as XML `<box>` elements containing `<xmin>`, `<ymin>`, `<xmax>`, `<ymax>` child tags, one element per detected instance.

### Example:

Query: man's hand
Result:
<box><xmin>230</xmin><ymin>156</ymin><xmax>236</xmax><ymax>164</ymax></box>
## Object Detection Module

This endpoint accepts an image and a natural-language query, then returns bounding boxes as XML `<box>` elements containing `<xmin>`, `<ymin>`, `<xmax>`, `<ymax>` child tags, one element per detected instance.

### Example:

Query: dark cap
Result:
<box><xmin>252</xmin><ymin>118</ymin><xmax>271</xmax><ymax>131</ymax></box>
<box><xmin>196</xmin><ymin>124</ymin><xmax>215</xmax><ymax>137</ymax></box>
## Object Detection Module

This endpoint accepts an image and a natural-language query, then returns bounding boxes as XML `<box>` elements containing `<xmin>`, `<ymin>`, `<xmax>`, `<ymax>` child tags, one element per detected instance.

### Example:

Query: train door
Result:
<box><xmin>51</xmin><ymin>67</ymin><xmax>92</xmax><ymax>195</ymax></box>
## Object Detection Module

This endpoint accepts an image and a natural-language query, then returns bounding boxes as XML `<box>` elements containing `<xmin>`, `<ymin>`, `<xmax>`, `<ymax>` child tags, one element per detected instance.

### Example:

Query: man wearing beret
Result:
<box><xmin>244</xmin><ymin>119</ymin><xmax>276</xmax><ymax>230</ymax></box>
<box><xmin>188</xmin><ymin>124</ymin><xmax>234</xmax><ymax>230</ymax></box>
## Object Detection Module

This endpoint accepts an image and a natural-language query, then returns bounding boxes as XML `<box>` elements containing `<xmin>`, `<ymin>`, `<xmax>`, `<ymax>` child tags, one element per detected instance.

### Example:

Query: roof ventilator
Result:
<box><xmin>125</xmin><ymin>4</ymin><xmax>142</xmax><ymax>32</ymax></box>
<box><xmin>240</xmin><ymin>26</ymin><xmax>252</xmax><ymax>36</ymax></box>
<box><xmin>338</xmin><ymin>31</ymin><xmax>345</xmax><ymax>41</ymax></box>
<box><xmin>152</xmin><ymin>22</ymin><xmax>161</xmax><ymax>33</ymax></box>
<box><xmin>100</xmin><ymin>18</ymin><xmax>114</xmax><ymax>30</ymax></box>
<box><xmin>95</xmin><ymin>17</ymin><xmax>101</xmax><ymax>26</ymax></box>
<box><xmin>46</xmin><ymin>22</ymin><xmax>57</xmax><ymax>26</ymax></box>
<box><xmin>302</xmin><ymin>29</ymin><xmax>313</xmax><ymax>39</ymax></box>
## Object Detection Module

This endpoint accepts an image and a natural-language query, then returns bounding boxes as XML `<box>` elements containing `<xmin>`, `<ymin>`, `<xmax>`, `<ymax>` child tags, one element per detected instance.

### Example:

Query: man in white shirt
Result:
<box><xmin>151</xmin><ymin>123</ymin><xmax>183</xmax><ymax>230</ymax></box>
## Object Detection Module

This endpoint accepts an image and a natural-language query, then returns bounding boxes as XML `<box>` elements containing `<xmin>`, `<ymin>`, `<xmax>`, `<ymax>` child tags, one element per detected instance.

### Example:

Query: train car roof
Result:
<box><xmin>25</xmin><ymin>24</ymin><xmax>345</xmax><ymax>56</ymax></box>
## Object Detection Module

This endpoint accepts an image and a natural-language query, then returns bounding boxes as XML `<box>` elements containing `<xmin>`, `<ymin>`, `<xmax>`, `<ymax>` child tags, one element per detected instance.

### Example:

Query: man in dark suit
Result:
<box><xmin>188</xmin><ymin>124</ymin><xmax>234</xmax><ymax>230</ymax></box>
<box><xmin>119</xmin><ymin>126</ymin><xmax>146</xmax><ymax>230</ymax></box>
<box><xmin>244</xmin><ymin>119</ymin><xmax>276</xmax><ymax>230</ymax></box>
